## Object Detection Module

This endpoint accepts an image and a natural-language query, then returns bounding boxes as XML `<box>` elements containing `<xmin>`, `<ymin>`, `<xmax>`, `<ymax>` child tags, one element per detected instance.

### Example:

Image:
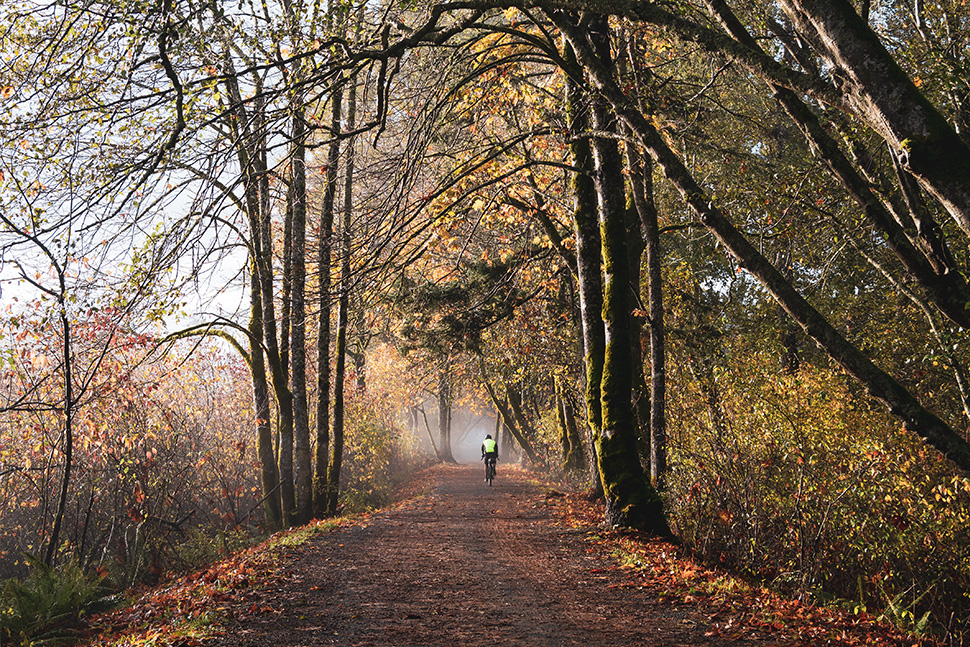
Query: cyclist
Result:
<box><xmin>481</xmin><ymin>434</ymin><xmax>498</xmax><ymax>482</ymax></box>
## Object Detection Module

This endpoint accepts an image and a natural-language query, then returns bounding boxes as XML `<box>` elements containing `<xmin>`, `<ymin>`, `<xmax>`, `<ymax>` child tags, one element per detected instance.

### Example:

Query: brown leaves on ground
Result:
<box><xmin>78</xmin><ymin>520</ymin><xmax>347</xmax><ymax>646</ymax></box>
<box><xmin>543</xmin><ymin>489</ymin><xmax>930</xmax><ymax>647</ymax></box>
<box><xmin>78</xmin><ymin>465</ymin><xmax>929</xmax><ymax>646</ymax></box>
<box><xmin>77</xmin><ymin>467</ymin><xmax>448</xmax><ymax>647</ymax></box>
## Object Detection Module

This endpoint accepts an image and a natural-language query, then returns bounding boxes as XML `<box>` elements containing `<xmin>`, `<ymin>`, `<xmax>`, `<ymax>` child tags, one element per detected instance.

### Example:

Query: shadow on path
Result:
<box><xmin>212</xmin><ymin>464</ymin><xmax>750</xmax><ymax>647</ymax></box>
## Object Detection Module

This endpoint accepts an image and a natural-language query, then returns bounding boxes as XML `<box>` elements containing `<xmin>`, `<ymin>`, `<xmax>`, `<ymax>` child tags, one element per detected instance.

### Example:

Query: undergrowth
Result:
<box><xmin>0</xmin><ymin>555</ymin><xmax>105</xmax><ymax>647</ymax></box>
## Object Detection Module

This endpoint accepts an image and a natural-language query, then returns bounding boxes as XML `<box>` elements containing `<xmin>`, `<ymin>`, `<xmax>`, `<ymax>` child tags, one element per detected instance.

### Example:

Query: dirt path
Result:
<box><xmin>211</xmin><ymin>464</ymin><xmax>749</xmax><ymax>647</ymax></box>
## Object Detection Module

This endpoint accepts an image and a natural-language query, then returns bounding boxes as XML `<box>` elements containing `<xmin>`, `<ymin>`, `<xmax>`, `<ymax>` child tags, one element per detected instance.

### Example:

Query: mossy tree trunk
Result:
<box><xmin>556</xmin><ymin>377</ymin><xmax>585</xmax><ymax>472</ymax></box>
<box><xmin>551</xmin><ymin>12</ymin><xmax>670</xmax><ymax>534</ymax></box>
<box><xmin>564</xmin><ymin>39</ymin><xmax>605</xmax><ymax>498</ymax></box>
<box><xmin>507</xmin><ymin>388</ymin><xmax>543</xmax><ymax>462</ymax></box>
<box><xmin>585</xmin><ymin>14</ymin><xmax>669</xmax><ymax>533</ymax></box>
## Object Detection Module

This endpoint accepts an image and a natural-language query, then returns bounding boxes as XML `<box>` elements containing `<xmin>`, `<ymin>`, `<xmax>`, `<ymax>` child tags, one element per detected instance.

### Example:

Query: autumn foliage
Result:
<box><xmin>665</xmin><ymin>351</ymin><xmax>970</xmax><ymax>638</ymax></box>
<box><xmin>0</xmin><ymin>313</ymin><xmax>260</xmax><ymax>585</ymax></box>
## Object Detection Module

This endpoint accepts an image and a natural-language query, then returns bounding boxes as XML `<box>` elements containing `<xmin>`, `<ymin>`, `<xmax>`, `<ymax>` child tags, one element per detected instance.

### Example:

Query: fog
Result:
<box><xmin>449</xmin><ymin>407</ymin><xmax>500</xmax><ymax>463</ymax></box>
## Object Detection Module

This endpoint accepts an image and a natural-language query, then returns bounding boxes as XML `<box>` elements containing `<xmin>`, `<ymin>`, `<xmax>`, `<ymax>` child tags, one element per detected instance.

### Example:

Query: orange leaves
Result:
<box><xmin>545</xmin><ymin>491</ymin><xmax>924</xmax><ymax>647</ymax></box>
<box><xmin>81</xmin><ymin>527</ymin><xmax>307</xmax><ymax>646</ymax></box>
<box><xmin>132</xmin><ymin>482</ymin><xmax>146</xmax><ymax>504</ymax></box>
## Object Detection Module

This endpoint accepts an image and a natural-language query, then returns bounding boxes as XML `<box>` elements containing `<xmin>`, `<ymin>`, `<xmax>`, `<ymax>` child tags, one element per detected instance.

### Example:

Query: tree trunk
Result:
<box><xmin>227</xmin><ymin>90</ymin><xmax>294</xmax><ymax>526</ymax></box>
<box><xmin>556</xmin><ymin>386</ymin><xmax>570</xmax><ymax>465</ymax></box>
<box><xmin>242</xmin><ymin>99</ymin><xmax>295</xmax><ymax>525</ymax></box>
<box><xmin>44</xmin><ymin>292</ymin><xmax>73</xmax><ymax>567</ymax></box>
<box><xmin>494</xmin><ymin>406</ymin><xmax>511</xmax><ymax>462</ymax></box>
<box><xmin>627</xmin><ymin>144</ymin><xmax>668</xmax><ymax>487</ymax></box>
<box><xmin>585</xmin><ymin>15</ymin><xmax>668</xmax><ymax>533</ymax></box>
<box><xmin>557</xmin><ymin>378</ymin><xmax>585</xmax><ymax>472</ymax></box>
<box><xmin>290</xmin><ymin>107</ymin><xmax>312</xmax><ymax>525</ymax></box>
<box><xmin>483</xmin><ymin>384</ymin><xmax>540</xmax><ymax>465</ymax></box>
<box><xmin>249</xmin><ymin>255</ymin><xmax>281</xmax><ymax>530</ymax></box>
<box><xmin>328</xmin><ymin>272</ymin><xmax>348</xmax><ymax>515</ymax></box>
<box><xmin>564</xmin><ymin>40</ymin><xmax>605</xmax><ymax>498</ymax></box>
<box><xmin>506</xmin><ymin>388</ymin><xmax>543</xmax><ymax>463</ymax></box>
<box><xmin>776</xmin><ymin>0</ymin><xmax>970</xmax><ymax>236</ymax></box>
<box><xmin>327</xmin><ymin>64</ymin><xmax>360</xmax><ymax>515</ymax></box>
<box><xmin>624</xmin><ymin>190</ymin><xmax>652</xmax><ymax>468</ymax></box>
<box><xmin>221</xmin><ymin>71</ymin><xmax>290</xmax><ymax>526</ymax></box>
<box><xmin>437</xmin><ymin>363</ymin><xmax>457</xmax><ymax>463</ymax></box>
<box><xmin>314</xmin><ymin>88</ymin><xmax>342</xmax><ymax>518</ymax></box>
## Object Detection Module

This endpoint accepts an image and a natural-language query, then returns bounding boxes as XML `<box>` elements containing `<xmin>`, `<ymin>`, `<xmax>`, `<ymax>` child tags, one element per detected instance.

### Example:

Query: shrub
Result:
<box><xmin>0</xmin><ymin>555</ymin><xmax>104</xmax><ymax>646</ymax></box>
<box><xmin>666</xmin><ymin>359</ymin><xmax>970</xmax><ymax>639</ymax></box>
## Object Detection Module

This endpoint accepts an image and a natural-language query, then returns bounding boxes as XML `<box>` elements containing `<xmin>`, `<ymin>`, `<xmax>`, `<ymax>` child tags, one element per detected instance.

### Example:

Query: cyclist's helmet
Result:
<box><xmin>485</xmin><ymin>434</ymin><xmax>492</xmax><ymax>439</ymax></box>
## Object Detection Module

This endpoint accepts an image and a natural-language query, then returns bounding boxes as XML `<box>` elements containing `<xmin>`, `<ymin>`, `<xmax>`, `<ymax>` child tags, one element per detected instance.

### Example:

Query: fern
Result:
<box><xmin>0</xmin><ymin>555</ymin><xmax>104</xmax><ymax>646</ymax></box>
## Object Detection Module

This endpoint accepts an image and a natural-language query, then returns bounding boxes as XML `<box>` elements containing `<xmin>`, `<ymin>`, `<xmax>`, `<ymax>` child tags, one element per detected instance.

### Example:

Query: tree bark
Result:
<box><xmin>327</xmin><ymin>63</ymin><xmax>360</xmax><ymax>515</ymax></box>
<box><xmin>776</xmin><ymin>0</ymin><xmax>970</xmax><ymax>236</ymax></box>
<box><xmin>314</xmin><ymin>88</ymin><xmax>342</xmax><ymax>518</ymax></box>
<box><xmin>557</xmin><ymin>378</ymin><xmax>585</xmax><ymax>472</ymax></box>
<box><xmin>290</xmin><ymin>107</ymin><xmax>312</xmax><ymax>525</ymax></box>
<box><xmin>586</xmin><ymin>14</ymin><xmax>668</xmax><ymax>533</ymax></box>
<box><xmin>223</xmin><ymin>78</ymin><xmax>295</xmax><ymax>526</ymax></box>
<box><xmin>249</xmin><ymin>253</ymin><xmax>282</xmax><ymax>530</ymax></box>
<box><xmin>328</xmin><ymin>261</ymin><xmax>348</xmax><ymax>514</ymax></box>
<box><xmin>626</xmin><ymin>143</ymin><xmax>667</xmax><ymax>487</ymax></box>
<box><xmin>247</xmin><ymin>99</ymin><xmax>296</xmax><ymax>525</ymax></box>
<box><xmin>564</xmin><ymin>39</ymin><xmax>605</xmax><ymax>498</ymax></box>
<box><xmin>220</xmin><ymin>67</ymin><xmax>281</xmax><ymax>529</ymax></box>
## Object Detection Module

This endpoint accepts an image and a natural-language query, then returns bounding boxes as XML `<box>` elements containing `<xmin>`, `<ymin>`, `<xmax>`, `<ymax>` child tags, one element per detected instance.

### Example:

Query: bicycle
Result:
<box><xmin>483</xmin><ymin>455</ymin><xmax>497</xmax><ymax>486</ymax></box>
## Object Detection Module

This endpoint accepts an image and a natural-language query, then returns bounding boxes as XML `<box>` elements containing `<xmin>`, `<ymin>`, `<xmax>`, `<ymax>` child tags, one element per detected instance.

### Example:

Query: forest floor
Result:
<box><xmin>82</xmin><ymin>463</ymin><xmax>928</xmax><ymax>646</ymax></box>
